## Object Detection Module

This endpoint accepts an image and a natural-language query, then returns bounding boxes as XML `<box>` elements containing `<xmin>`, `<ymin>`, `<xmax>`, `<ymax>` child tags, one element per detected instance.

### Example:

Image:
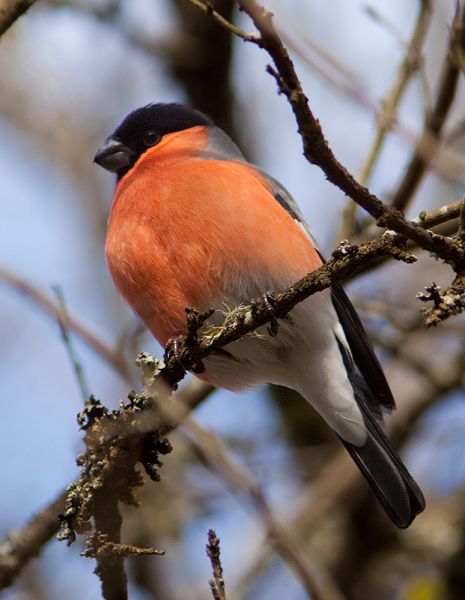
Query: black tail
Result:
<box><xmin>329</xmin><ymin>282</ymin><xmax>424</xmax><ymax>527</ymax></box>
<box><xmin>340</xmin><ymin>402</ymin><xmax>425</xmax><ymax>528</ymax></box>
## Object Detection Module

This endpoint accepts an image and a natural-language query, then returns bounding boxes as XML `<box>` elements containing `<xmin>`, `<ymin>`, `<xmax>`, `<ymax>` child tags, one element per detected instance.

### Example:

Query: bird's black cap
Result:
<box><xmin>94</xmin><ymin>103</ymin><xmax>212</xmax><ymax>178</ymax></box>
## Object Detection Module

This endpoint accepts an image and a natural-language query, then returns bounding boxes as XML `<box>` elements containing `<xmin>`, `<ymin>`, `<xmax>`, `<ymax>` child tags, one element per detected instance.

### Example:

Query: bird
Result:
<box><xmin>94</xmin><ymin>102</ymin><xmax>425</xmax><ymax>528</ymax></box>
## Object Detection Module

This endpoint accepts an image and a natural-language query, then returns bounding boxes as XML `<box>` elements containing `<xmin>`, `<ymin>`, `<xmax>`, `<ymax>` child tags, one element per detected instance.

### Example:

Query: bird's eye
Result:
<box><xmin>143</xmin><ymin>131</ymin><xmax>160</xmax><ymax>147</ymax></box>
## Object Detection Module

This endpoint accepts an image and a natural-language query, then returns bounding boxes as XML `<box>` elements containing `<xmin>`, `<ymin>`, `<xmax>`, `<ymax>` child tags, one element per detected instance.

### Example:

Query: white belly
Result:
<box><xmin>202</xmin><ymin>288</ymin><xmax>367</xmax><ymax>446</ymax></box>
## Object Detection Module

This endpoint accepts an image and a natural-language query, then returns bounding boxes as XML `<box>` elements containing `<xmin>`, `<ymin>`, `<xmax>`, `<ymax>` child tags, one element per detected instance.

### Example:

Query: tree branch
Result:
<box><xmin>339</xmin><ymin>0</ymin><xmax>433</xmax><ymax>239</ymax></box>
<box><xmin>0</xmin><ymin>377</ymin><xmax>212</xmax><ymax>592</ymax></box>
<box><xmin>0</xmin><ymin>264</ymin><xmax>132</xmax><ymax>382</ymax></box>
<box><xmin>206</xmin><ymin>530</ymin><xmax>226</xmax><ymax>600</ymax></box>
<box><xmin>416</xmin><ymin>197</ymin><xmax>465</xmax><ymax>229</ymax></box>
<box><xmin>391</xmin><ymin>2</ymin><xmax>465</xmax><ymax>211</ymax></box>
<box><xmin>57</xmin><ymin>370</ymin><xmax>213</xmax><ymax>599</ymax></box>
<box><xmin>277</xmin><ymin>13</ymin><xmax>465</xmax><ymax>191</ymax></box>
<box><xmin>160</xmin><ymin>234</ymin><xmax>416</xmax><ymax>387</ymax></box>
<box><xmin>185</xmin><ymin>0</ymin><xmax>258</xmax><ymax>43</ymax></box>
<box><xmin>0</xmin><ymin>491</ymin><xmax>66</xmax><ymax>589</ymax></box>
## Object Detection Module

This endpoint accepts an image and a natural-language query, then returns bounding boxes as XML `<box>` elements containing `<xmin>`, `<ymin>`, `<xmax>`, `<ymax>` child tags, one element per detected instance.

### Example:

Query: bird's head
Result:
<box><xmin>94</xmin><ymin>103</ymin><xmax>212</xmax><ymax>179</ymax></box>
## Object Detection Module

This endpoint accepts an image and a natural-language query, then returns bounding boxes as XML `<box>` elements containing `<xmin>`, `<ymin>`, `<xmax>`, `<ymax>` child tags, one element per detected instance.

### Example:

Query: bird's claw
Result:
<box><xmin>251</xmin><ymin>291</ymin><xmax>279</xmax><ymax>337</ymax></box>
<box><xmin>164</xmin><ymin>334</ymin><xmax>206</xmax><ymax>378</ymax></box>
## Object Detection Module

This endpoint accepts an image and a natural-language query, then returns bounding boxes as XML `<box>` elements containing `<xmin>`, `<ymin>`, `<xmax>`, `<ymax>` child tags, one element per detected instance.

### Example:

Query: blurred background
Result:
<box><xmin>1</xmin><ymin>0</ymin><xmax>465</xmax><ymax>598</ymax></box>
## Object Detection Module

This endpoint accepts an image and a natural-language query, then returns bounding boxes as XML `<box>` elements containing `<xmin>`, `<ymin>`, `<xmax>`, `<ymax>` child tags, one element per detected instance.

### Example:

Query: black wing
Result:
<box><xmin>330</xmin><ymin>281</ymin><xmax>395</xmax><ymax>411</ymax></box>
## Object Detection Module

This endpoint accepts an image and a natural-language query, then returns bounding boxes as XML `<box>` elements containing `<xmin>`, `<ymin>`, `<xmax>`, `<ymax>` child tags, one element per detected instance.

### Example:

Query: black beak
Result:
<box><xmin>94</xmin><ymin>137</ymin><xmax>134</xmax><ymax>173</ymax></box>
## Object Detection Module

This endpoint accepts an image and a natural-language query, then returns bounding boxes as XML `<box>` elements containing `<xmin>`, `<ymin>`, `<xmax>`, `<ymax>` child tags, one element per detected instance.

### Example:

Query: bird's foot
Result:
<box><xmin>251</xmin><ymin>291</ymin><xmax>279</xmax><ymax>337</ymax></box>
<box><xmin>164</xmin><ymin>334</ymin><xmax>206</xmax><ymax>380</ymax></box>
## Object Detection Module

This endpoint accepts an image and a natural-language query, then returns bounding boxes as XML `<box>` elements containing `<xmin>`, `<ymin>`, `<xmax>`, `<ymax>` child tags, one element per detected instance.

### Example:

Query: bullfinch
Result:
<box><xmin>94</xmin><ymin>102</ymin><xmax>425</xmax><ymax>528</ymax></box>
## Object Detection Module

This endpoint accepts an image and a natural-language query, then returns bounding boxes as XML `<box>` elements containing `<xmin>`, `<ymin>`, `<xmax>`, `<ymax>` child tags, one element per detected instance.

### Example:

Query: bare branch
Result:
<box><xmin>53</xmin><ymin>285</ymin><xmax>91</xmax><ymax>403</ymax></box>
<box><xmin>278</xmin><ymin>14</ymin><xmax>465</xmax><ymax>190</ymax></box>
<box><xmin>418</xmin><ymin>274</ymin><xmax>465</xmax><ymax>327</ymax></box>
<box><xmin>416</xmin><ymin>197</ymin><xmax>465</xmax><ymax>229</ymax></box>
<box><xmin>261</xmin><ymin>15</ymin><xmax>462</xmax><ymax>258</ymax></box>
<box><xmin>91</xmin><ymin>489</ymin><xmax>129</xmax><ymax>600</ymax></box>
<box><xmin>391</xmin><ymin>3</ymin><xmax>465</xmax><ymax>211</ymax></box>
<box><xmin>0</xmin><ymin>264</ymin><xmax>132</xmax><ymax>382</ymax></box>
<box><xmin>0</xmin><ymin>378</ymin><xmax>212</xmax><ymax>592</ymax></box>
<box><xmin>84</xmin><ymin>534</ymin><xmax>164</xmax><ymax>559</ymax></box>
<box><xmin>0</xmin><ymin>491</ymin><xmax>66</xmax><ymax>589</ymax></box>
<box><xmin>339</xmin><ymin>0</ymin><xmax>433</xmax><ymax>239</ymax></box>
<box><xmin>185</xmin><ymin>0</ymin><xmax>259</xmax><ymax>43</ymax></box>
<box><xmin>57</xmin><ymin>372</ymin><xmax>214</xmax><ymax>597</ymax></box>
<box><xmin>206</xmin><ymin>530</ymin><xmax>226</xmax><ymax>600</ymax></box>
<box><xmin>349</xmin><ymin>197</ymin><xmax>465</xmax><ymax>278</ymax></box>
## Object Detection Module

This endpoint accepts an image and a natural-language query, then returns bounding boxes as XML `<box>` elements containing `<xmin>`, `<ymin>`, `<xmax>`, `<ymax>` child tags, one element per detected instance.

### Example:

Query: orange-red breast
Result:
<box><xmin>95</xmin><ymin>103</ymin><xmax>425</xmax><ymax>527</ymax></box>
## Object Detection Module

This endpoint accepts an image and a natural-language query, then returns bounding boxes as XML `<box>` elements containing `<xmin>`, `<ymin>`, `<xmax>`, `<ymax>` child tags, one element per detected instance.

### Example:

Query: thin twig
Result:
<box><xmin>0</xmin><ymin>265</ymin><xmax>132</xmax><ymax>382</ymax></box>
<box><xmin>418</xmin><ymin>273</ymin><xmax>465</xmax><ymax>327</ymax></box>
<box><xmin>391</xmin><ymin>3</ymin><xmax>465</xmax><ymax>211</ymax></box>
<box><xmin>363</xmin><ymin>4</ymin><xmax>407</xmax><ymax>46</ymax></box>
<box><xmin>416</xmin><ymin>197</ymin><xmax>465</xmax><ymax>229</ymax></box>
<box><xmin>339</xmin><ymin>0</ymin><xmax>433</xmax><ymax>239</ymax></box>
<box><xmin>84</xmin><ymin>535</ymin><xmax>164</xmax><ymax>559</ymax></box>
<box><xmin>206</xmin><ymin>530</ymin><xmax>226</xmax><ymax>600</ymax></box>
<box><xmin>361</xmin><ymin>0</ymin><xmax>433</xmax><ymax>177</ymax></box>
<box><xmin>0</xmin><ymin>491</ymin><xmax>66</xmax><ymax>589</ymax></box>
<box><xmin>275</xmin><ymin>9</ymin><xmax>465</xmax><ymax>190</ymax></box>
<box><xmin>186</xmin><ymin>0</ymin><xmax>259</xmax><ymax>43</ymax></box>
<box><xmin>350</xmin><ymin>197</ymin><xmax>465</xmax><ymax>277</ymax></box>
<box><xmin>53</xmin><ymin>284</ymin><xmax>91</xmax><ymax>403</ymax></box>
